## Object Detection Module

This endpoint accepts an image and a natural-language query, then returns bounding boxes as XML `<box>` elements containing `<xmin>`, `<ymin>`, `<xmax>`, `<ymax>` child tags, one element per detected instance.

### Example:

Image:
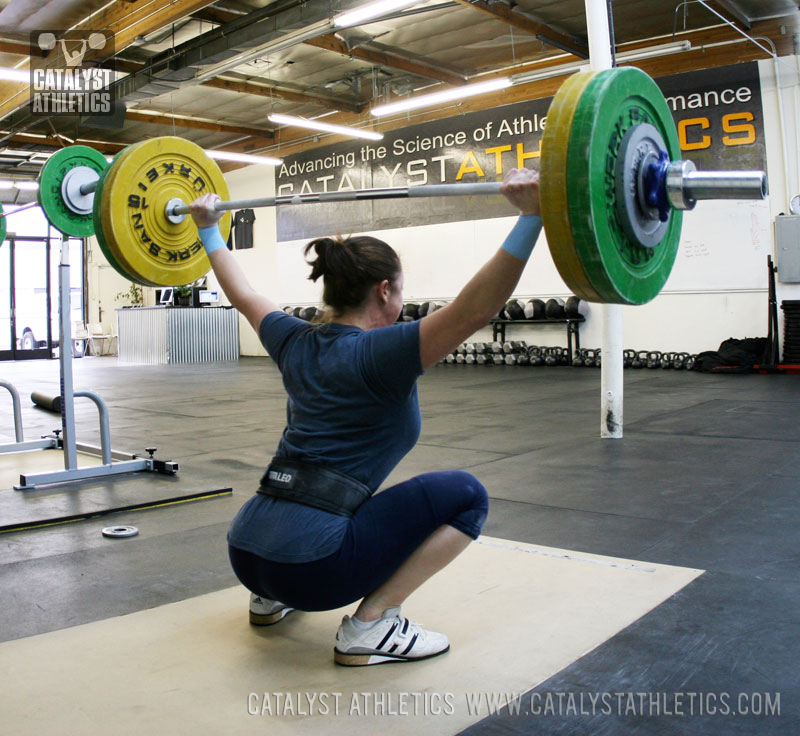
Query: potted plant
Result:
<box><xmin>115</xmin><ymin>283</ymin><xmax>143</xmax><ymax>308</ymax></box>
<box><xmin>175</xmin><ymin>286</ymin><xmax>193</xmax><ymax>306</ymax></box>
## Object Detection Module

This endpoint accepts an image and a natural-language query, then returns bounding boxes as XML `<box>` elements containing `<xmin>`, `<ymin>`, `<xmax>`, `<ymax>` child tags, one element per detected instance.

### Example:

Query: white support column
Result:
<box><xmin>584</xmin><ymin>0</ymin><xmax>624</xmax><ymax>438</ymax></box>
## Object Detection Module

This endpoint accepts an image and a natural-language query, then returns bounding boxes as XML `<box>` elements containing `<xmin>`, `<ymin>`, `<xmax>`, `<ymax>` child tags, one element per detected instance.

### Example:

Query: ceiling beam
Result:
<box><xmin>0</xmin><ymin>41</ymin><xmax>39</xmax><ymax>56</ymax></box>
<box><xmin>125</xmin><ymin>110</ymin><xmax>274</xmax><ymax>139</ymax></box>
<box><xmin>190</xmin><ymin>7</ymin><xmax>243</xmax><ymax>25</ymax></box>
<box><xmin>0</xmin><ymin>0</ymin><xmax>221</xmax><ymax>123</ymax></box>
<box><xmin>109</xmin><ymin>57</ymin><xmax>364</xmax><ymax>116</ymax></box>
<box><xmin>202</xmin><ymin>76</ymin><xmax>365</xmax><ymax>114</ymax></box>
<box><xmin>451</xmin><ymin>0</ymin><xmax>587</xmax><ymax>58</ymax></box>
<box><xmin>0</xmin><ymin>132</ymin><xmax>127</xmax><ymax>154</ymax></box>
<box><xmin>305</xmin><ymin>34</ymin><xmax>467</xmax><ymax>86</ymax></box>
<box><xmin>711</xmin><ymin>0</ymin><xmax>752</xmax><ymax>30</ymax></box>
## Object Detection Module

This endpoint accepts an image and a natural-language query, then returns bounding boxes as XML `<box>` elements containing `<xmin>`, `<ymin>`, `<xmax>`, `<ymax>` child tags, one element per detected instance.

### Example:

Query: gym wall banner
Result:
<box><xmin>276</xmin><ymin>62</ymin><xmax>765</xmax><ymax>242</ymax></box>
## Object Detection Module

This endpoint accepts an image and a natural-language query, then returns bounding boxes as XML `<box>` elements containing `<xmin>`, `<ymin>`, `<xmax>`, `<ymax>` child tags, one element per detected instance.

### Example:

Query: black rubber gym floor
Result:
<box><xmin>0</xmin><ymin>356</ymin><xmax>797</xmax><ymax>734</ymax></box>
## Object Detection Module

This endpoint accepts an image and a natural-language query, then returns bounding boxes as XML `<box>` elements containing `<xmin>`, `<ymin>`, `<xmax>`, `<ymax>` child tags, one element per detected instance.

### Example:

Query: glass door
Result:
<box><xmin>7</xmin><ymin>237</ymin><xmax>51</xmax><ymax>359</ymax></box>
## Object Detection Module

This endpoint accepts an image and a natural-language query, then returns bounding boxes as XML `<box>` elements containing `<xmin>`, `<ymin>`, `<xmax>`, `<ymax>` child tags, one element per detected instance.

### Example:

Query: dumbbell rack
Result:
<box><xmin>490</xmin><ymin>317</ymin><xmax>584</xmax><ymax>364</ymax></box>
<box><xmin>0</xmin><ymin>234</ymin><xmax>178</xmax><ymax>490</ymax></box>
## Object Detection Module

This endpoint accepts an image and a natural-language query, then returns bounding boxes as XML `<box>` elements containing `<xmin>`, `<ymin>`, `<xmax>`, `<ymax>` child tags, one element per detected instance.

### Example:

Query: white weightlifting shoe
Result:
<box><xmin>249</xmin><ymin>593</ymin><xmax>295</xmax><ymax>626</ymax></box>
<box><xmin>334</xmin><ymin>607</ymin><xmax>449</xmax><ymax>666</ymax></box>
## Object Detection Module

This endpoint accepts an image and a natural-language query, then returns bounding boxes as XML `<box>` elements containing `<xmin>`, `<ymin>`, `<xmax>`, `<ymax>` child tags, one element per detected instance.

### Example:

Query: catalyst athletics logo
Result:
<box><xmin>29</xmin><ymin>30</ymin><xmax>115</xmax><ymax>115</ymax></box>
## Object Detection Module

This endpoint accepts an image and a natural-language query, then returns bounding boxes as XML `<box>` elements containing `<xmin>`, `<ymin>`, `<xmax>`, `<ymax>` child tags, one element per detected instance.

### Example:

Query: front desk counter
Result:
<box><xmin>117</xmin><ymin>306</ymin><xmax>239</xmax><ymax>364</ymax></box>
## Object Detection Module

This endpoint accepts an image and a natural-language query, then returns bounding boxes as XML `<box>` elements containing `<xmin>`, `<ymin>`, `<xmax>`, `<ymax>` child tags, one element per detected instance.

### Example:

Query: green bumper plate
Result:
<box><xmin>567</xmin><ymin>67</ymin><xmax>682</xmax><ymax>305</ymax></box>
<box><xmin>38</xmin><ymin>146</ymin><xmax>108</xmax><ymax>237</ymax></box>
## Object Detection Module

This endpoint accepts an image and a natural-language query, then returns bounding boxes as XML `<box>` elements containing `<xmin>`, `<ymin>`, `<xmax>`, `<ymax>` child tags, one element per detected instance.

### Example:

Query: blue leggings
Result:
<box><xmin>228</xmin><ymin>470</ymin><xmax>488</xmax><ymax>611</ymax></box>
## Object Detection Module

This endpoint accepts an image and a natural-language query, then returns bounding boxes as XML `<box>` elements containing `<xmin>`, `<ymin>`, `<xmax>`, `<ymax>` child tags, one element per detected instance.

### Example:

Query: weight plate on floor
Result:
<box><xmin>93</xmin><ymin>144</ymin><xmax>157</xmax><ymax>286</ymax></box>
<box><xmin>102</xmin><ymin>525</ymin><xmax>139</xmax><ymax>538</ymax></box>
<box><xmin>38</xmin><ymin>146</ymin><xmax>108</xmax><ymax>237</ymax></box>
<box><xmin>541</xmin><ymin>71</ymin><xmax>604</xmax><ymax>302</ymax></box>
<box><xmin>567</xmin><ymin>67</ymin><xmax>682</xmax><ymax>304</ymax></box>
<box><xmin>98</xmin><ymin>136</ymin><xmax>231</xmax><ymax>287</ymax></box>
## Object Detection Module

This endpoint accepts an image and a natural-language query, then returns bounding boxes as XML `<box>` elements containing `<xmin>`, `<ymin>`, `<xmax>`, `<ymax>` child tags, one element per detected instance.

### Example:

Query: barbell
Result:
<box><xmin>35</xmin><ymin>67</ymin><xmax>767</xmax><ymax>303</ymax></box>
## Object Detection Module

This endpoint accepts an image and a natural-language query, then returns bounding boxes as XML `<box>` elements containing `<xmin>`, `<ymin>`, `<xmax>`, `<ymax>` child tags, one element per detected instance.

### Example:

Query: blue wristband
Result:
<box><xmin>500</xmin><ymin>215</ymin><xmax>542</xmax><ymax>262</ymax></box>
<box><xmin>198</xmin><ymin>225</ymin><xmax>228</xmax><ymax>256</ymax></box>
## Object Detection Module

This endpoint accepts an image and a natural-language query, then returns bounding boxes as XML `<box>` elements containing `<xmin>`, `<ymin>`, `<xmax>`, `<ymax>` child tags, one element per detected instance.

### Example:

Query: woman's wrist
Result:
<box><xmin>500</xmin><ymin>215</ymin><xmax>542</xmax><ymax>261</ymax></box>
<box><xmin>198</xmin><ymin>224</ymin><xmax>228</xmax><ymax>255</ymax></box>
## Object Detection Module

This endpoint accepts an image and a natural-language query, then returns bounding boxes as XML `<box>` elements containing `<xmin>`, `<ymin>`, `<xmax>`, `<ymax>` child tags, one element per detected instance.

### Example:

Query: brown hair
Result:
<box><xmin>304</xmin><ymin>235</ymin><xmax>401</xmax><ymax>320</ymax></box>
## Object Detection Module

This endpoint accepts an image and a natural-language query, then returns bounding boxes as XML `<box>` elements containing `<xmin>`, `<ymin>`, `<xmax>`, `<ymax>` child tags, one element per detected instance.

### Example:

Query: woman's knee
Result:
<box><xmin>448</xmin><ymin>470</ymin><xmax>489</xmax><ymax>511</ymax></box>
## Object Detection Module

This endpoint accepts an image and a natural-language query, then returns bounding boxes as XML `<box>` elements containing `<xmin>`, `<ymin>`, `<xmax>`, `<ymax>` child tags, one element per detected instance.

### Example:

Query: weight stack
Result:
<box><xmin>781</xmin><ymin>300</ymin><xmax>800</xmax><ymax>364</ymax></box>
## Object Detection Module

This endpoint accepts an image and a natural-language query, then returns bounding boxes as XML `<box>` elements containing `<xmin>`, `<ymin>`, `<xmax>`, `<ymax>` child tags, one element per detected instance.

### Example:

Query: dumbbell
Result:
<box><xmin>489</xmin><ymin>342</ymin><xmax>504</xmax><ymax>354</ymax></box>
<box><xmin>502</xmin><ymin>341</ymin><xmax>527</xmax><ymax>354</ymax></box>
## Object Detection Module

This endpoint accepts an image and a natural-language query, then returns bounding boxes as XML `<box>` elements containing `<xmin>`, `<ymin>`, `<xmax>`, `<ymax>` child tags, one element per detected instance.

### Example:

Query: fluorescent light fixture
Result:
<box><xmin>371</xmin><ymin>77</ymin><xmax>511</xmax><ymax>117</ymax></box>
<box><xmin>511</xmin><ymin>62</ymin><xmax>588</xmax><ymax>86</ymax></box>
<box><xmin>0</xmin><ymin>67</ymin><xmax>28</xmax><ymax>82</ymax></box>
<box><xmin>268</xmin><ymin>113</ymin><xmax>383</xmax><ymax>141</ymax></box>
<box><xmin>616</xmin><ymin>40</ymin><xmax>691</xmax><ymax>62</ymax></box>
<box><xmin>14</xmin><ymin>181</ymin><xmax>39</xmax><ymax>190</ymax></box>
<box><xmin>335</xmin><ymin>0</ymin><xmax>421</xmax><ymax>27</ymax></box>
<box><xmin>206</xmin><ymin>150</ymin><xmax>282</xmax><ymax>166</ymax></box>
<box><xmin>510</xmin><ymin>41</ymin><xmax>691</xmax><ymax>87</ymax></box>
<box><xmin>0</xmin><ymin>180</ymin><xmax>13</xmax><ymax>189</ymax></box>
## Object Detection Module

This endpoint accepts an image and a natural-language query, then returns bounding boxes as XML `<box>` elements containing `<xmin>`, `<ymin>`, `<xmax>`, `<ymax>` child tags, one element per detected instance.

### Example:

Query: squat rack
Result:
<box><xmin>0</xmin><ymin>230</ymin><xmax>178</xmax><ymax>490</ymax></box>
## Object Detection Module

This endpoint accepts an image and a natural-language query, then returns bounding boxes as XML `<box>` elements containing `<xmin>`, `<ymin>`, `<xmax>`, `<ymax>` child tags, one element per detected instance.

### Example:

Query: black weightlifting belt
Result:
<box><xmin>257</xmin><ymin>457</ymin><xmax>371</xmax><ymax>517</ymax></box>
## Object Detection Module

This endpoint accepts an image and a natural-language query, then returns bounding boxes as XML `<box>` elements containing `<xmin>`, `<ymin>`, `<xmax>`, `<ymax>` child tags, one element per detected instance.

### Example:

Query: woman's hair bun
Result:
<box><xmin>305</xmin><ymin>236</ymin><xmax>358</xmax><ymax>283</ymax></box>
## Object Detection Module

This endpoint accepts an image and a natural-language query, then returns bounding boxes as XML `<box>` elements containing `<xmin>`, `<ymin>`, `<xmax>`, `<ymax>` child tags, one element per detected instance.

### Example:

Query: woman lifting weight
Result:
<box><xmin>189</xmin><ymin>166</ymin><xmax>540</xmax><ymax>667</ymax></box>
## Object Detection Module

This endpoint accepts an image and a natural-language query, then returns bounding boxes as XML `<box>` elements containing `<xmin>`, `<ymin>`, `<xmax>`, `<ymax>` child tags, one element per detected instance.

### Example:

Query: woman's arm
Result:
<box><xmin>418</xmin><ymin>168</ymin><xmax>542</xmax><ymax>370</ymax></box>
<box><xmin>189</xmin><ymin>193</ymin><xmax>279</xmax><ymax>333</ymax></box>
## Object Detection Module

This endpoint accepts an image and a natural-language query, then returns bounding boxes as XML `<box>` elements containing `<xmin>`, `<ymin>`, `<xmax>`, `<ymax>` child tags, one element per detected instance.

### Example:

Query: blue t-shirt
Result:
<box><xmin>227</xmin><ymin>311</ymin><xmax>423</xmax><ymax>562</ymax></box>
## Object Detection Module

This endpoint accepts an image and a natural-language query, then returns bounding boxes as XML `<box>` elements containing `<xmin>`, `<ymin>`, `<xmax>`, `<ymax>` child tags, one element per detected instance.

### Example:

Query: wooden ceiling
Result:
<box><xmin>0</xmin><ymin>0</ymin><xmax>796</xmax><ymax>190</ymax></box>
